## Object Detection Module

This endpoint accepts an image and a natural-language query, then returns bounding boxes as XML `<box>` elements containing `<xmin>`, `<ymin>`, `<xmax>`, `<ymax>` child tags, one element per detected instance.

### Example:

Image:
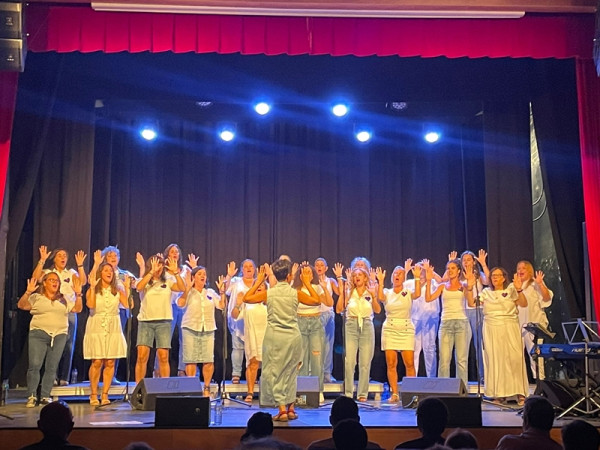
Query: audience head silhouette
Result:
<box><xmin>241</xmin><ymin>412</ymin><xmax>274</xmax><ymax>442</ymax></box>
<box><xmin>330</xmin><ymin>395</ymin><xmax>360</xmax><ymax>426</ymax></box>
<box><xmin>522</xmin><ymin>396</ymin><xmax>555</xmax><ymax>431</ymax></box>
<box><xmin>561</xmin><ymin>419</ymin><xmax>600</xmax><ymax>450</ymax></box>
<box><xmin>38</xmin><ymin>400</ymin><xmax>74</xmax><ymax>440</ymax></box>
<box><xmin>417</xmin><ymin>397</ymin><xmax>448</xmax><ymax>438</ymax></box>
<box><xmin>445</xmin><ymin>428</ymin><xmax>478</xmax><ymax>449</ymax></box>
<box><xmin>332</xmin><ymin>419</ymin><xmax>368</xmax><ymax>450</ymax></box>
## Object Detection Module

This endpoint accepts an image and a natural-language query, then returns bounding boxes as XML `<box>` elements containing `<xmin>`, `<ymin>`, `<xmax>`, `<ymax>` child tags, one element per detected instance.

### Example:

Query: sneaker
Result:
<box><xmin>39</xmin><ymin>397</ymin><xmax>53</xmax><ymax>405</ymax></box>
<box><xmin>112</xmin><ymin>378</ymin><xmax>121</xmax><ymax>385</ymax></box>
<box><xmin>26</xmin><ymin>396</ymin><xmax>37</xmax><ymax>408</ymax></box>
<box><xmin>59</xmin><ymin>380</ymin><xmax>69</xmax><ymax>386</ymax></box>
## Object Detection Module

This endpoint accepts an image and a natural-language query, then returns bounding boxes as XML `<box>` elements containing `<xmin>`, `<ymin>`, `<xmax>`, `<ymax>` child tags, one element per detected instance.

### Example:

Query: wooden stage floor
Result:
<box><xmin>0</xmin><ymin>382</ymin><xmax>594</xmax><ymax>450</ymax></box>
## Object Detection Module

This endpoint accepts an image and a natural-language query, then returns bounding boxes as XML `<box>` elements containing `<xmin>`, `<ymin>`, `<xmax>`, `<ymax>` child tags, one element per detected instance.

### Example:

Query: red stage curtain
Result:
<box><xmin>26</xmin><ymin>5</ymin><xmax>594</xmax><ymax>59</ymax></box>
<box><xmin>577</xmin><ymin>58</ymin><xmax>600</xmax><ymax>318</ymax></box>
<box><xmin>0</xmin><ymin>72</ymin><xmax>18</xmax><ymax>213</ymax></box>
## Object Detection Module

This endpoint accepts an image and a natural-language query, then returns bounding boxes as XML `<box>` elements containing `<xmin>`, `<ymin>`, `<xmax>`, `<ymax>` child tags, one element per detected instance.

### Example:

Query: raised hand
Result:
<box><xmin>123</xmin><ymin>275</ymin><xmax>131</xmax><ymax>291</ymax></box>
<box><xmin>165</xmin><ymin>257</ymin><xmax>179</xmax><ymax>273</ymax></box>
<box><xmin>345</xmin><ymin>268</ymin><xmax>352</xmax><ymax>281</ymax></box>
<box><xmin>72</xmin><ymin>275</ymin><xmax>82</xmax><ymax>295</ymax></box>
<box><xmin>369</xmin><ymin>267</ymin><xmax>377</xmax><ymax>282</ymax></box>
<box><xmin>448</xmin><ymin>251</ymin><xmax>457</xmax><ymax>261</ymax></box>
<box><xmin>535</xmin><ymin>270</ymin><xmax>545</xmax><ymax>285</ymax></box>
<box><xmin>404</xmin><ymin>258</ymin><xmax>413</xmax><ymax>274</ymax></box>
<box><xmin>426</xmin><ymin>265</ymin><xmax>435</xmax><ymax>281</ymax></box>
<box><xmin>291</xmin><ymin>263</ymin><xmax>299</xmax><ymax>279</ymax></box>
<box><xmin>300</xmin><ymin>265</ymin><xmax>313</xmax><ymax>284</ymax></box>
<box><xmin>375</xmin><ymin>267</ymin><xmax>386</xmax><ymax>284</ymax></box>
<box><xmin>513</xmin><ymin>273</ymin><xmax>522</xmax><ymax>291</ymax></box>
<box><xmin>149</xmin><ymin>256</ymin><xmax>160</xmax><ymax>276</ymax></box>
<box><xmin>216</xmin><ymin>275</ymin><xmax>226</xmax><ymax>293</ymax></box>
<box><xmin>89</xmin><ymin>273</ymin><xmax>99</xmax><ymax>289</ymax></box>
<box><xmin>26</xmin><ymin>278</ymin><xmax>38</xmax><ymax>294</ymax></box>
<box><xmin>136</xmin><ymin>252</ymin><xmax>145</xmax><ymax>269</ymax></box>
<box><xmin>421</xmin><ymin>259</ymin><xmax>431</xmax><ymax>270</ymax></box>
<box><xmin>476</xmin><ymin>249</ymin><xmax>488</xmax><ymax>266</ymax></box>
<box><xmin>184</xmin><ymin>270</ymin><xmax>193</xmax><ymax>289</ymax></box>
<box><xmin>257</xmin><ymin>264</ymin><xmax>267</xmax><ymax>282</ymax></box>
<box><xmin>332</xmin><ymin>263</ymin><xmax>344</xmax><ymax>279</ymax></box>
<box><xmin>93</xmin><ymin>249</ymin><xmax>103</xmax><ymax>265</ymax></box>
<box><xmin>39</xmin><ymin>245</ymin><xmax>51</xmax><ymax>262</ymax></box>
<box><xmin>186</xmin><ymin>253</ymin><xmax>199</xmax><ymax>269</ymax></box>
<box><xmin>413</xmin><ymin>264</ymin><xmax>422</xmax><ymax>279</ymax></box>
<box><xmin>74</xmin><ymin>250</ymin><xmax>87</xmax><ymax>267</ymax></box>
<box><xmin>464</xmin><ymin>270</ymin><xmax>476</xmax><ymax>289</ymax></box>
<box><xmin>264</xmin><ymin>263</ymin><xmax>273</xmax><ymax>277</ymax></box>
<box><xmin>226</xmin><ymin>261</ymin><xmax>237</xmax><ymax>278</ymax></box>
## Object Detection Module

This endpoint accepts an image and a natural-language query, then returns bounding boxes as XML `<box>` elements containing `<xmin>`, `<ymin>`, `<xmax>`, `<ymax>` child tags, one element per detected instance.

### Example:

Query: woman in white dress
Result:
<box><xmin>480</xmin><ymin>267</ymin><xmax>528</xmax><ymax>405</ymax></box>
<box><xmin>84</xmin><ymin>262</ymin><xmax>130</xmax><ymax>406</ymax></box>
<box><xmin>231</xmin><ymin>275</ymin><xmax>267</xmax><ymax>402</ymax></box>
<box><xmin>178</xmin><ymin>266</ymin><xmax>226</xmax><ymax>396</ymax></box>
<box><xmin>381</xmin><ymin>260</ymin><xmax>422</xmax><ymax>402</ymax></box>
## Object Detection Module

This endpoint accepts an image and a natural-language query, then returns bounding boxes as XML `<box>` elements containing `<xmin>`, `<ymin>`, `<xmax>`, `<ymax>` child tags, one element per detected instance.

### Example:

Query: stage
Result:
<box><xmin>0</xmin><ymin>381</ymin><xmax>588</xmax><ymax>450</ymax></box>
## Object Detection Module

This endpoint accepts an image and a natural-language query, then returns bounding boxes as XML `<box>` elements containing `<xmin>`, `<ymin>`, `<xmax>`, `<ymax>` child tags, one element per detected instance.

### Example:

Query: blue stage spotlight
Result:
<box><xmin>355</xmin><ymin>130</ymin><xmax>372</xmax><ymax>143</ymax></box>
<box><xmin>218</xmin><ymin>125</ymin><xmax>236</xmax><ymax>142</ymax></box>
<box><xmin>332</xmin><ymin>103</ymin><xmax>349</xmax><ymax>117</ymax></box>
<box><xmin>139</xmin><ymin>126</ymin><xmax>157</xmax><ymax>141</ymax></box>
<box><xmin>424</xmin><ymin>130</ymin><xmax>441</xmax><ymax>144</ymax></box>
<box><xmin>254</xmin><ymin>102</ymin><xmax>271</xmax><ymax>115</ymax></box>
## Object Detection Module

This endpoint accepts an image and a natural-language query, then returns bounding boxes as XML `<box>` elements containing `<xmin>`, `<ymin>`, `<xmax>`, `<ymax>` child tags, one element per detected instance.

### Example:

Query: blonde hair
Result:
<box><xmin>517</xmin><ymin>260</ymin><xmax>535</xmax><ymax>280</ymax></box>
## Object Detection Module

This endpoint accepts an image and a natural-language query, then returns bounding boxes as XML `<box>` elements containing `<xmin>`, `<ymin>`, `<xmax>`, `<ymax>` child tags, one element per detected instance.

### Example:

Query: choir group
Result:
<box><xmin>17</xmin><ymin>245</ymin><xmax>553</xmax><ymax>417</ymax></box>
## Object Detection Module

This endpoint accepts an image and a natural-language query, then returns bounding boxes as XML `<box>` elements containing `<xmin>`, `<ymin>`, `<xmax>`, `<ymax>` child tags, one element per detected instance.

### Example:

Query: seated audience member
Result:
<box><xmin>495</xmin><ymin>396</ymin><xmax>561</xmax><ymax>450</ymax></box>
<box><xmin>307</xmin><ymin>396</ymin><xmax>383</xmax><ymax>450</ymax></box>
<box><xmin>333</xmin><ymin>419</ymin><xmax>368</xmax><ymax>450</ymax></box>
<box><xmin>241</xmin><ymin>412</ymin><xmax>274</xmax><ymax>442</ymax></box>
<box><xmin>237</xmin><ymin>437</ymin><xmax>301</xmax><ymax>450</ymax></box>
<box><xmin>123</xmin><ymin>444</ymin><xmax>154</xmax><ymax>450</ymax></box>
<box><xmin>445</xmin><ymin>428</ymin><xmax>479</xmax><ymax>449</ymax></box>
<box><xmin>19</xmin><ymin>401</ymin><xmax>89</xmax><ymax>450</ymax></box>
<box><xmin>394</xmin><ymin>397</ymin><xmax>448</xmax><ymax>449</ymax></box>
<box><xmin>561</xmin><ymin>419</ymin><xmax>600</xmax><ymax>450</ymax></box>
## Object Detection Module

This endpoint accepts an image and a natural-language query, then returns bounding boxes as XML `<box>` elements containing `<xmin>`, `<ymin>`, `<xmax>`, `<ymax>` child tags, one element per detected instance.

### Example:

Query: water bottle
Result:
<box><xmin>211</xmin><ymin>399</ymin><xmax>223</xmax><ymax>425</ymax></box>
<box><xmin>70</xmin><ymin>368</ymin><xmax>78</xmax><ymax>385</ymax></box>
<box><xmin>382</xmin><ymin>382</ymin><xmax>390</xmax><ymax>401</ymax></box>
<box><xmin>0</xmin><ymin>379</ymin><xmax>8</xmax><ymax>406</ymax></box>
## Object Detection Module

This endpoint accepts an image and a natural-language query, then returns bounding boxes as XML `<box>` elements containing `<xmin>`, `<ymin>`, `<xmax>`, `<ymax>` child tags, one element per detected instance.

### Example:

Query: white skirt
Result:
<box><xmin>381</xmin><ymin>318</ymin><xmax>415</xmax><ymax>351</ymax></box>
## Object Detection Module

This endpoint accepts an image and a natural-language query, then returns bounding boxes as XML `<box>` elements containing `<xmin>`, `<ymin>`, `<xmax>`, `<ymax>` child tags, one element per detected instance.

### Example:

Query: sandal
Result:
<box><xmin>203</xmin><ymin>388</ymin><xmax>211</xmax><ymax>398</ymax></box>
<box><xmin>358</xmin><ymin>397</ymin><xmax>367</xmax><ymax>402</ymax></box>
<box><xmin>517</xmin><ymin>395</ymin><xmax>526</xmax><ymax>406</ymax></box>
<box><xmin>244</xmin><ymin>393</ymin><xmax>253</xmax><ymax>403</ymax></box>
<box><xmin>232</xmin><ymin>376</ymin><xmax>240</xmax><ymax>384</ymax></box>
<box><xmin>287</xmin><ymin>411</ymin><xmax>298</xmax><ymax>420</ymax></box>
<box><xmin>389</xmin><ymin>393</ymin><xmax>400</xmax><ymax>403</ymax></box>
<box><xmin>89</xmin><ymin>394</ymin><xmax>99</xmax><ymax>406</ymax></box>
<box><xmin>272</xmin><ymin>412</ymin><xmax>289</xmax><ymax>422</ymax></box>
<box><xmin>100</xmin><ymin>393</ymin><xmax>111</xmax><ymax>406</ymax></box>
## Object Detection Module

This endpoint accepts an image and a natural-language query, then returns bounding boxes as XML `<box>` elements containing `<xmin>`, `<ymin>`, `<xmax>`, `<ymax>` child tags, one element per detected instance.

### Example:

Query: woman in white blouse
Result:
<box><xmin>178</xmin><ymin>266</ymin><xmax>226</xmax><ymax>396</ymax></box>
<box><xmin>84</xmin><ymin>262</ymin><xmax>130</xmax><ymax>406</ymax></box>
<box><xmin>334</xmin><ymin>264</ymin><xmax>383</xmax><ymax>401</ymax></box>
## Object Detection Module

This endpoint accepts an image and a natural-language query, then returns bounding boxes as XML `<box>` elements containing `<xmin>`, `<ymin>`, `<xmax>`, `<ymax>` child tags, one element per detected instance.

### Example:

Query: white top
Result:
<box><xmin>517</xmin><ymin>281</ymin><xmax>553</xmax><ymax>328</ymax></box>
<box><xmin>382</xmin><ymin>287</ymin><xmax>413</xmax><ymax>319</ymax></box>
<box><xmin>28</xmin><ymin>293</ymin><xmax>75</xmax><ymax>336</ymax></box>
<box><xmin>480</xmin><ymin>286</ymin><xmax>519</xmax><ymax>324</ymax></box>
<box><xmin>138</xmin><ymin>274</ymin><xmax>177</xmax><ymax>321</ymax></box>
<box><xmin>298</xmin><ymin>284</ymin><xmax>325</xmax><ymax>315</ymax></box>
<box><xmin>440</xmin><ymin>288</ymin><xmax>467</xmax><ymax>321</ymax></box>
<box><xmin>44</xmin><ymin>267</ymin><xmax>78</xmax><ymax>302</ymax></box>
<box><xmin>346</xmin><ymin>289</ymin><xmax>375</xmax><ymax>320</ymax></box>
<box><xmin>319</xmin><ymin>278</ymin><xmax>334</xmax><ymax>313</ymax></box>
<box><xmin>410</xmin><ymin>279</ymin><xmax>440</xmax><ymax>321</ymax></box>
<box><xmin>181</xmin><ymin>287</ymin><xmax>222</xmax><ymax>332</ymax></box>
<box><xmin>169</xmin><ymin>266</ymin><xmax>191</xmax><ymax>305</ymax></box>
<box><xmin>227</xmin><ymin>277</ymin><xmax>253</xmax><ymax>338</ymax></box>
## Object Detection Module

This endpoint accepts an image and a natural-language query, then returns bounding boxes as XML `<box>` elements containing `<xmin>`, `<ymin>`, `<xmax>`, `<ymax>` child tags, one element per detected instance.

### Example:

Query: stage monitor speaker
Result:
<box><xmin>0</xmin><ymin>2</ymin><xmax>25</xmax><ymax>71</ymax></box>
<box><xmin>438</xmin><ymin>396</ymin><xmax>482</xmax><ymax>427</ymax></box>
<box><xmin>400</xmin><ymin>377</ymin><xmax>467</xmax><ymax>407</ymax></box>
<box><xmin>535</xmin><ymin>379</ymin><xmax>580</xmax><ymax>410</ymax></box>
<box><xmin>296</xmin><ymin>376</ymin><xmax>320</xmax><ymax>407</ymax></box>
<box><xmin>131</xmin><ymin>377</ymin><xmax>204</xmax><ymax>411</ymax></box>
<box><xmin>0</xmin><ymin>37</ymin><xmax>25</xmax><ymax>72</ymax></box>
<box><xmin>0</xmin><ymin>2</ymin><xmax>23</xmax><ymax>39</ymax></box>
<box><xmin>155</xmin><ymin>396</ymin><xmax>210</xmax><ymax>428</ymax></box>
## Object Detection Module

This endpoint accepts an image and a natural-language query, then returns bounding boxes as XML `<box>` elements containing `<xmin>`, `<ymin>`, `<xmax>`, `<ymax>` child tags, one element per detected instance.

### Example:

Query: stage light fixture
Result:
<box><xmin>254</xmin><ymin>102</ymin><xmax>271</xmax><ymax>115</ymax></box>
<box><xmin>332</xmin><ymin>104</ymin><xmax>349</xmax><ymax>117</ymax></box>
<box><xmin>140</xmin><ymin>126</ymin><xmax>157</xmax><ymax>141</ymax></box>
<box><xmin>355</xmin><ymin>130</ymin><xmax>372</xmax><ymax>143</ymax></box>
<box><xmin>218</xmin><ymin>125</ymin><xmax>236</xmax><ymax>142</ymax></box>
<box><xmin>424</xmin><ymin>131</ymin><xmax>441</xmax><ymax>143</ymax></box>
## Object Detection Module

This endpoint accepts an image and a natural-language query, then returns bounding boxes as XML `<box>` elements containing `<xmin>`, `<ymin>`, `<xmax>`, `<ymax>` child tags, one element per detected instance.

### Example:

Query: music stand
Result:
<box><xmin>556</xmin><ymin>319</ymin><xmax>600</xmax><ymax>418</ymax></box>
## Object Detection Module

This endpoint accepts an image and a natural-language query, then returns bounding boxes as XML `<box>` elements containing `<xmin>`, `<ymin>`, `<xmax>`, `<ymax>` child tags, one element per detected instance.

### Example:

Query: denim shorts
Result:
<box><xmin>137</xmin><ymin>320</ymin><xmax>172</xmax><ymax>348</ymax></box>
<box><xmin>182</xmin><ymin>328</ymin><xmax>215</xmax><ymax>363</ymax></box>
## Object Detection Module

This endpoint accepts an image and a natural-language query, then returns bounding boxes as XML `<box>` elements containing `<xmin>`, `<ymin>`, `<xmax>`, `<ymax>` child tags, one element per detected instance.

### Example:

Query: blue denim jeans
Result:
<box><xmin>27</xmin><ymin>330</ymin><xmax>67</xmax><ymax>398</ymax></box>
<box><xmin>344</xmin><ymin>317</ymin><xmax>374</xmax><ymax>398</ymax></box>
<box><xmin>320</xmin><ymin>310</ymin><xmax>335</xmax><ymax>379</ymax></box>
<box><xmin>466</xmin><ymin>307</ymin><xmax>484</xmax><ymax>380</ymax></box>
<box><xmin>438</xmin><ymin>318</ymin><xmax>470</xmax><ymax>386</ymax></box>
<box><xmin>57</xmin><ymin>312</ymin><xmax>77</xmax><ymax>382</ymax></box>
<box><xmin>298</xmin><ymin>315</ymin><xmax>325</xmax><ymax>390</ymax></box>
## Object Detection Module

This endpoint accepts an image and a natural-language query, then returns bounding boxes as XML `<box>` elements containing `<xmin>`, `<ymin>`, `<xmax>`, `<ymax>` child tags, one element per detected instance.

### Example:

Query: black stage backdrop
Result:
<box><xmin>2</xmin><ymin>53</ymin><xmax>584</xmax><ymax>386</ymax></box>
